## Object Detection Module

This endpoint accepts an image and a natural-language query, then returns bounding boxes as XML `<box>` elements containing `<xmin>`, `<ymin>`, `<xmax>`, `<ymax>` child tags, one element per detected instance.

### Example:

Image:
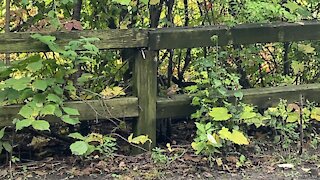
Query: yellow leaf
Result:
<box><xmin>166</xmin><ymin>143</ymin><xmax>173</xmax><ymax>152</ymax></box>
<box><xmin>229</xmin><ymin>130</ymin><xmax>249</xmax><ymax>145</ymax></box>
<box><xmin>218</xmin><ymin>127</ymin><xmax>232</xmax><ymax>140</ymax></box>
<box><xmin>209</xmin><ymin>107</ymin><xmax>232</xmax><ymax>121</ymax></box>
<box><xmin>100</xmin><ymin>86</ymin><xmax>125</xmax><ymax>98</ymax></box>
<box><xmin>128</xmin><ymin>133</ymin><xmax>152</xmax><ymax>145</ymax></box>
<box><xmin>216</xmin><ymin>158</ymin><xmax>223</xmax><ymax>167</ymax></box>
<box><xmin>86</xmin><ymin>133</ymin><xmax>104</xmax><ymax>144</ymax></box>
<box><xmin>149</xmin><ymin>0</ymin><xmax>160</xmax><ymax>5</ymax></box>
<box><xmin>311</xmin><ymin>107</ymin><xmax>320</xmax><ymax>121</ymax></box>
<box><xmin>297</xmin><ymin>43</ymin><xmax>315</xmax><ymax>54</ymax></box>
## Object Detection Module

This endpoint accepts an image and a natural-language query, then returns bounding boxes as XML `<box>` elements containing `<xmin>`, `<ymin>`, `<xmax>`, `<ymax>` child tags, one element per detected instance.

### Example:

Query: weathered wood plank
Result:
<box><xmin>132</xmin><ymin>50</ymin><xmax>157</xmax><ymax>150</ymax></box>
<box><xmin>0</xmin><ymin>97</ymin><xmax>138</xmax><ymax>127</ymax></box>
<box><xmin>157</xmin><ymin>95</ymin><xmax>196</xmax><ymax>119</ymax></box>
<box><xmin>236</xmin><ymin>83</ymin><xmax>320</xmax><ymax>109</ymax></box>
<box><xmin>148</xmin><ymin>25</ymin><xmax>229</xmax><ymax>50</ymax></box>
<box><xmin>0</xmin><ymin>29</ymin><xmax>148</xmax><ymax>53</ymax></box>
<box><xmin>149</xmin><ymin>21</ymin><xmax>320</xmax><ymax>50</ymax></box>
<box><xmin>1</xmin><ymin>21</ymin><xmax>320</xmax><ymax>53</ymax></box>
<box><xmin>1</xmin><ymin>84</ymin><xmax>320</xmax><ymax>127</ymax></box>
<box><xmin>156</xmin><ymin>84</ymin><xmax>320</xmax><ymax>118</ymax></box>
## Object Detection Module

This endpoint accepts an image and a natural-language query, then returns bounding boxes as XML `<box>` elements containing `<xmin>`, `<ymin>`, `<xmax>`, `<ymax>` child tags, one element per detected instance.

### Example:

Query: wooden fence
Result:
<box><xmin>1</xmin><ymin>21</ymin><xmax>320</xmax><ymax>147</ymax></box>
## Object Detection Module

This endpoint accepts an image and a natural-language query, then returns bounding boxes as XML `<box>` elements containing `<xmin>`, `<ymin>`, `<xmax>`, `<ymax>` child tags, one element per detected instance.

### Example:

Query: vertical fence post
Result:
<box><xmin>133</xmin><ymin>49</ymin><xmax>157</xmax><ymax>151</ymax></box>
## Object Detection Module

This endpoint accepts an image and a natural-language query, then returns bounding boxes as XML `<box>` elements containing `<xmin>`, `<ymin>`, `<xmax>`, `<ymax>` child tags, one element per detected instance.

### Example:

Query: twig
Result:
<box><xmin>299</xmin><ymin>94</ymin><xmax>304</xmax><ymax>155</ymax></box>
<box><xmin>282</xmin><ymin>42</ymin><xmax>290</xmax><ymax>75</ymax></box>
<box><xmin>111</xmin><ymin>133</ymin><xmax>148</xmax><ymax>152</ymax></box>
<box><xmin>5</xmin><ymin>0</ymin><xmax>10</xmax><ymax>65</ymax></box>
<box><xmin>167</xmin><ymin>148</ymin><xmax>187</xmax><ymax>164</ymax></box>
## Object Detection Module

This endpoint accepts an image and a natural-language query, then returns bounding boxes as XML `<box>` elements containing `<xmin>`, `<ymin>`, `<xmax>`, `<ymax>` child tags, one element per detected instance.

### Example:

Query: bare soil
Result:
<box><xmin>1</xmin><ymin>120</ymin><xmax>320</xmax><ymax>180</ymax></box>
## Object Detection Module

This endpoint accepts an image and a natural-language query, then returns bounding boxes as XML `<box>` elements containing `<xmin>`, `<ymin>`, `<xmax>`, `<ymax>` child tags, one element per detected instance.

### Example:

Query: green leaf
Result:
<box><xmin>287</xmin><ymin>112</ymin><xmax>299</xmax><ymax>123</ymax></box>
<box><xmin>191</xmin><ymin>141</ymin><xmax>206</xmax><ymax>154</ymax></box>
<box><xmin>298</xmin><ymin>43</ymin><xmax>316</xmax><ymax>54</ymax></box>
<box><xmin>53</xmin><ymin>86</ymin><xmax>64</xmax><ymax>95</ymax></box>
<box><xmin>112</xmin><ymin>0</ymin><xmax>131</xmax><ymax>5</ymax></box>
<box><xmin>68</xmin><ymin>132</ymin><xmax>85</xmax><ymax>140</ymax></box>
<box><xmin>31</xmin><ymin>34</ymin><xmax>56</xmax><ymax>45</ymax></box>
<box><xmin>70</xmin><ymin>141</ymin><xmax>88</xmax><ymax>155</ymax></box>
<box><xmin>84</xmin><ymin>144</ymin><xmax>96</xmax><ymax>156</ymax></box>
<box><xmin>195</xmin><ymin>122</ymin><xmax>206</xmax><ymax>133</ymax></box>
<box><xmin>243</xmin><ymin>117</ymin><xmax>264</xmax><ymax>128</ymax></box>
<box><xmin>140</xmin><ymin>0</ymin><xmax>148</xmax><ymax>4</ymax></box>
<box><xmin>19</xmin><ymin>105</ymin><xmax>33</xmax><ymax>119</ymax></box>
<box><xmin>0</xmin><ymin>127</ymin><xmax>5</xmax><ymax>139</ymax></box>
<box><xmin>291</xmin><ymin>61</ymin><xmax>304</xmax><ymax>75</ymax></box>
<box><xmin>54</xmin><ymin>108</ymin><xmax>63</xmax><ymax>117</ymax></box>
<box><xmin>77</xmin><ymin>73</ymin><xmax>93</xmax><ymax>85</ymax></box>
<box><xmin>61</xmin><ymin>115</ymin><xmax>80</xmax><ymax>125</ymax></box>
<box><xmin>27</xmin><ymin>61</ymin><xmax>43</xmax><ymax>72</ymax></box>
<box><xmin>62</xmin><ymin>107</ymin><xmax>80</xmax><ymax>116</ymax></box>
<box><xmin>11</xmin><ymin>77</ymin><xmax>31</xmax><ymax>91</ymax></box>
<box><xmin>61</xmin><ymin>0</ymin><xmax>73</xmax><ymax>4</ymax></box>
<box><xmin>16</xmin><ymin>119</ymin><xmax>34</xmax><ymax>131</ymax></box>
<box><xmin>47</xmin><ymin>93</ymin><xmax>62</xmax><ymax>104</ymax></box>
<box><xmin>83</xmin><ymin>44</ymin><xmax>99</xmax><ymax>54</ymax></box>
<box><xmin>2</xmin><ymin>142</ymin><xmax>12</xmax><ymax>153</ymax></box>
<box><xmin>284</xmin><ymin>2</ymin><xmax>301</xmax><ymax>12</ymax></box>
<box><xmin>40</xmin><ymin>104</ymin><xmax>56</xmax><ymax>116</ymax></box>
<box><xmin>240</xmin><ymin>106</ymin><xmax>256</xmax><ymax>119</ymax></box>
<box><xmin>32</xmin><ymin>80</ymin><xmax>48</xmax><ymax>91</ymax></box>
<box><xmin>31</xmin><ymin>120</ymin><xmax>50</xmax><ymax>131</ymax></box>
<box><xmin>234</xmin><ymin>91</ymin><xmax>243</xmax><ymax>100</ymax></box>
<box><xmin>33</xmin><ymin>94</ymin><xmax>46</xmax><ymax>103</ymax></box>
<box><xmin>209</xmin><ymin>107</ymin><xmax>232</xmax><ymax>121</ymax></box>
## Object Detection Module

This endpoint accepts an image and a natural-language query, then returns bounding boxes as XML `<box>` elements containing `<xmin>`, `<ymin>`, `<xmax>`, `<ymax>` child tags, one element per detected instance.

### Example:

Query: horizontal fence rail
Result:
<box><xmin>0</xmin><ymin>21</ymin><xmax>320</xmax><ymax>53</ymax></box>
<box><xmin>1</xmin><ymin>83</ymin><xmax>320</xmax><ymax>126</ymax></box>
<box><xmin>149</xmin><ymin>21</ymin><xmax>320</xmax><ymax>49</ymax></box>
<box><xmin>0</xmin><ymin>29</ymin><xmax>148</xmax><ymax>53</ymax></box>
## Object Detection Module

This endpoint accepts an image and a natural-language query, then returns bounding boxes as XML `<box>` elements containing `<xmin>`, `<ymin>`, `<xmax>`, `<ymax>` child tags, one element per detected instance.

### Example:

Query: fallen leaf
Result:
<box><xmin>82</xmin><ymin>167</ymin><xmax>93</xmax><ymax>175</ymax></box>
<box><xmin>119</xmin><ymin>161</ymin><xmax>126</xmax><ymax>168</ymax></box>
<box><xmin>277</xmin><ymin>163</ymin><xmax>294</xmax><ymax>169</ymax></box>
<box><xmin>203</xmin><ymin>172</ymin><xmax>213</xmax><ymax>178</ymax></box>
<box><xmin>34</xmin><ymin>170</ymin><xmax>46</xmax><ymax>176</ymax></box>
<box><xmin>216</xmin><ymin>158</ymin><xmax>223</xmax><ymax>167</ymax></box>
<box><xmin>301</xmin><ymin>168</ymin><xmax>311</xmax><ymax>173</ymax></box>
<box><xmin>96</xmin><ymin>161</ymin><xmax>107</xmax><ymax>169</ymax></box>
<box><xmin>226</xmin><ymin>156</ymin><xmax>238</xmax><ymax>163</ymax></box>
<box><xmin>0</xmin><ymin>170</ymin><xmax>8</xmax><ymax>177</ymax></box>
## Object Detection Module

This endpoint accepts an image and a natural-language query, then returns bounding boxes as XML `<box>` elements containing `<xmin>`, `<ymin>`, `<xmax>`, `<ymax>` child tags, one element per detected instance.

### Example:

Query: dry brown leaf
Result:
<box><xmin>119</xmin><ymin>161</ymin><xmax>126</xmax><ymax>168</ymax></box>
<box><xmin>226</xmin><ymin>156</ymin><xmax>238</xmax><ymax>163</ymax></box>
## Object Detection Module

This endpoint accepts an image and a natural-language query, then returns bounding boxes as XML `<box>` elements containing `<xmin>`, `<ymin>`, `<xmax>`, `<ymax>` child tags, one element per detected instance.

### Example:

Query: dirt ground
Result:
<box><xmin>1</xmin><ymin>120</ymin><xmax>320</xmax><ymax>180</ymax></box>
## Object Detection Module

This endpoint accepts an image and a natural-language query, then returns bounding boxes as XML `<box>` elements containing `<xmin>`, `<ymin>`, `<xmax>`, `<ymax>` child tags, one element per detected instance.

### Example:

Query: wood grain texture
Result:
<box><xmin>156</xmin><ymin>84</ymin><xmax>320</xmax><ymax>118</ymax></box>
<box><xmin>1</xmin><ymin>21</ymin><xmax>320</xmax><ymax>52</ymax></box>
<box><xmin>132</xmin><ymin>50</ymin><xmax>157</xmax><ymax>150</ymax></box>
<box><xmin>149</xmin><ymin>21</ymin><xmax>320</xmax><ymax>50</ymax></box>
<box><xmin>0</xmin><ymin>29</ymin><xmax>148</xmax><ymax>53</ymax></box>
<box><xmin>0</xmin><ymin>97</ymin><xmax>138</xmax><ymax>127</ymax></box>
<box><xmin>1</xmin><ymin>84</ymin><xmax>320</xmax><ymax>127</ymax></box>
